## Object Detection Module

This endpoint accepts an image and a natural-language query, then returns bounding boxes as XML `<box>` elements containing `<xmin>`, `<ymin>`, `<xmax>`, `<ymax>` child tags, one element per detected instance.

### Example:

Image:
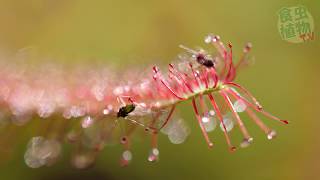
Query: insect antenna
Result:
<box><xmin>179</xmin><ymin>45</ymin><xmax>199</xmax><ymax>54</ymax></box>
<box><xmin>117</xmin><ymin>96</ymin><xmax>127</xmax><ymax>106</ymax></box>
<box><xmin>125</xmin><ymin>117</ymin><xmax>157</xmax><ymax>133</ymax></box>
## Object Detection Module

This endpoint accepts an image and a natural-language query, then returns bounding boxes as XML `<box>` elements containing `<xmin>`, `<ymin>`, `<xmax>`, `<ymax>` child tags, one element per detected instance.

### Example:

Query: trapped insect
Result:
<box><xmin>117</xmin><ymin>104</ymin><xmax>135</xmax><ymax>118</ymax></box>
<box><xmin>179</xmin><ymin>45</ymin><xmax>215</xmax><ymax>68</ymax></box>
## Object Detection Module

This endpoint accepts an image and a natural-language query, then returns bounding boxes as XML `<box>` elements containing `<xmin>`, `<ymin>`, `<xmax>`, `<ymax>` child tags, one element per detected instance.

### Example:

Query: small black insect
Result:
<box><xmin>195</xmin><ymin>53</ymin><xmax>215</xmax><ymax>68</ymax></box>
<box><xmin>116</xmin><ymin>101</ymin><xmax>157</xmax><ymax>133</ymax></box>
<box><xmin>117</xmin><ymin>104</ymin><xmax>136</xmax><ymax>118</ymax></box>
<box><xmin>179</xmin><ymin>45</ymin><xmax>215</xmax><ymax>68</ymax></box>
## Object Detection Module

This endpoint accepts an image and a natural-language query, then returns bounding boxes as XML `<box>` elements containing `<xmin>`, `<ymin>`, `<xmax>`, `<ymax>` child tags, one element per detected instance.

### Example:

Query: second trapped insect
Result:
<box><xmin>117</xmin><ymin>104</ymin><xmax>135</xmax><ymax>118</ymax></box>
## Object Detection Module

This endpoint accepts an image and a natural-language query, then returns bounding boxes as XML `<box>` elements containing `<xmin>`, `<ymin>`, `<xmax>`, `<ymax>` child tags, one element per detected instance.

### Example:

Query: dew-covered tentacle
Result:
<box><xmin>201</xmin><ymin>68</ymin><xmax>209</xmax><ymax>88</ymax></box>
<box><xmin>168</xmin><ymin>64</ymin><xmax>194</xmax><ymax>93</ymax></box>
<box><xmin>226</xmin><ymin>89</ymin><xmax>288</xmax><ymax>125</ymax></box>
<box><xmin>245</xmin><ymin>108</ymin><xmax>277</xmax><ymax>140</ymax></box>
<box><xmin>207</xmin><ymin>93</ymin><xmax>236</xmax><ymax>151</ymax></box>
<box><xmin>159</xmin><ymin>105</ymin><xmax>176</xmax><ymax>130</ymax></box>
<box><xmin>204</xmin><ymin>34</ymin><xmax>229</xmax><ymax>78</ymax></box>
<box><xmin>188</xmin><ymin>63</ymin><xmax>201</xmax><ymax>89</ymax></box>
<box><xmin>153</xmin><ymin>66</ymin><xmax>186</xmax><ymax>100</ymax></box>
<box><xmin>235</xmin><ymin>42</ymin><xmax>252</xmax><ymax>70</ymax></box>
<box><xmin>148</xmin><ymin>132</ymin><xmax>159</xmax><ymax>162</ymax></box>
<box><xmin>199</xmin><ymin>94</ymin><xmax>208</xmax><ymax>114</ymax></box>
<box><xmin>225</xmin><ymin>43</ymin><xmax>237</xmax><ymax>82</ymax></box>
<box><xmin>198</xmin><ymin>95</ymin><xmax>218</xmax><ymax>132</ymax></box>
<box><xmin>191</xmin><ymin>98</ymin><xmax>213</xmax><ymax>148</ymax></box>
<box><xmin>226</xmin><ymin>82</ymin><xmax>263</xmax><ymax>109</ymax></box>
<box><xmin>209</xmin><ymin>68</ymin><xmax>219</xmax><ymax>88</ymax></box>
<box><xmin>220</xmin><ymin>91</ymin><xmax>253</xmax><ymax>148</ymax></box>
<box><xmin>204</xmin><ymin>34</ymin><xmax>227</xmax><ymax>59</ymax></box>
<box><xmin>147</xmin><ymin>112</ymin><xmax>160</xmax><ymax>162</ymax></box>
<box><xmin>119</xmin><ymin>135</ymin><xmax>132</xmax><ymax>166</ymax></box>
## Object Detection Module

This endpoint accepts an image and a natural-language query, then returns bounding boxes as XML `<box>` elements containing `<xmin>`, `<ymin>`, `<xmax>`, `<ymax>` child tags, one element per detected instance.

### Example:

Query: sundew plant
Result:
<box><xmin>0</xmin><ymin>34</ymin><xmax>287</xmax><ymax>169</ymax></box>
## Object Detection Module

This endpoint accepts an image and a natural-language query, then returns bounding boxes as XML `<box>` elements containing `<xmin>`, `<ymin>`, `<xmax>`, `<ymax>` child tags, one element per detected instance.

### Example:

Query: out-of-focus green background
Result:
<box><xmin>0</xmin><ymin>0</ymin><xmax>319</xmax><ymax>179</ymax></box>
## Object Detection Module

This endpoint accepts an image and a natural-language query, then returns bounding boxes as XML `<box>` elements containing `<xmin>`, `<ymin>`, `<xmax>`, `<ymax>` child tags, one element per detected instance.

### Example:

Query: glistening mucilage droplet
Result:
<box><xmin>267</xmin><ymin>130</ymin><xmax>277</xmax><ymax>140</ymax></box>
<box><xmin>71</xmin><ymin>152</ymin><xmax>96</xmax><ymax>169</ymax></box>
<box><xmin>240</xmin><ymin>137</ymin><xmax>253</xmax><ymax>148</ymax></box>
<box><xmin>201</xmin><ymin>111</ymin><xmax>217</xmax><ymax>132</ymax></box>
<box><xmin>164</xmin><ymin>118</ymin><xmax>190</xmax><ymax>144</ymax></box>
<box><xmin>120</xmin><ymin>150</ymin><xmax>132</xmax><ymax>166</ymax></box>
<box><xmin>219</xmin><ymin>114</ymin><xmax>234</xmax><ymax>132</ymax></box>
<box><xmin>233</xmin><ymin>99</ymin><xmax>247</xmax><ymax>113</ymax></box>
<box><xmin>148</xmin><ymin>148</ymin><xmax>160</xmax><ymax>162</ymax></box>
<box><xmin>24</xmin><ymin>136</ymin><xmax>61</xmax><ymax>168</ymax></box>
<box><xmin>81</xmin><ymin>116</ymin><xmax>95</xmax><ymax>128</ymax></box>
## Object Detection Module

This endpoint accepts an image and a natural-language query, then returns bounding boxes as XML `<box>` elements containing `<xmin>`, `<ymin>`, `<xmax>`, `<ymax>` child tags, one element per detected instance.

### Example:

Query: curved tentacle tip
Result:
<box><xmin>240</xmin><ymin>137</ymin><xmax>253</xmax><ymax>148</ymax></box>
<box><xmin>244</xmin><ymin>42</ymin><xmax>253</xmax><ymax>52</ymax></box>
<box><xmin>144</xmin><ymin>128</ymin><xmax>158</xmax><ymax>135</ymax></box>
<box><xmin>94</xmin><ymin>144</ymin><xmax>104</xmax><ymax>152</ymax></box>
<box><xmin>152</xmin><ymin>66</ymin><xmax>159</xmax><ymax>73</ymax></box>
<box><xmin>120</xmin><ymin>160</ymin><xmax>130</xmax><ymax>167</ymax></box>
<box><xmin>267</xmin><ymin>130</ymin><xmax>277</xmax><ymax>140</ymax></box>
<box><xmin>147</xmin><ymin>148</ymin><xmax>160</xmax><ymax>163</ymax></box>
<box><xmin>257</xmin><ymin>105</ymin><xmax>263</xmax><ymax>110</ymax></box>
<box><xmin>229</xmin><ymin>146</ymin><xmax>237</xmax><ymax>152</ymax></box>
<box><xmin>208</xmin><ymin>142</ymin><xmax>214</xmax><ymax>149</ymax></box>
<box><xmin>147</xmin><ymin>155</ymin><xmax>158</xmax><ymax>163</ymax></box>
<box><xmin>281</xmin><ymin>120</ymin><xmax>289</xmax><ymax>124</ymax></box>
